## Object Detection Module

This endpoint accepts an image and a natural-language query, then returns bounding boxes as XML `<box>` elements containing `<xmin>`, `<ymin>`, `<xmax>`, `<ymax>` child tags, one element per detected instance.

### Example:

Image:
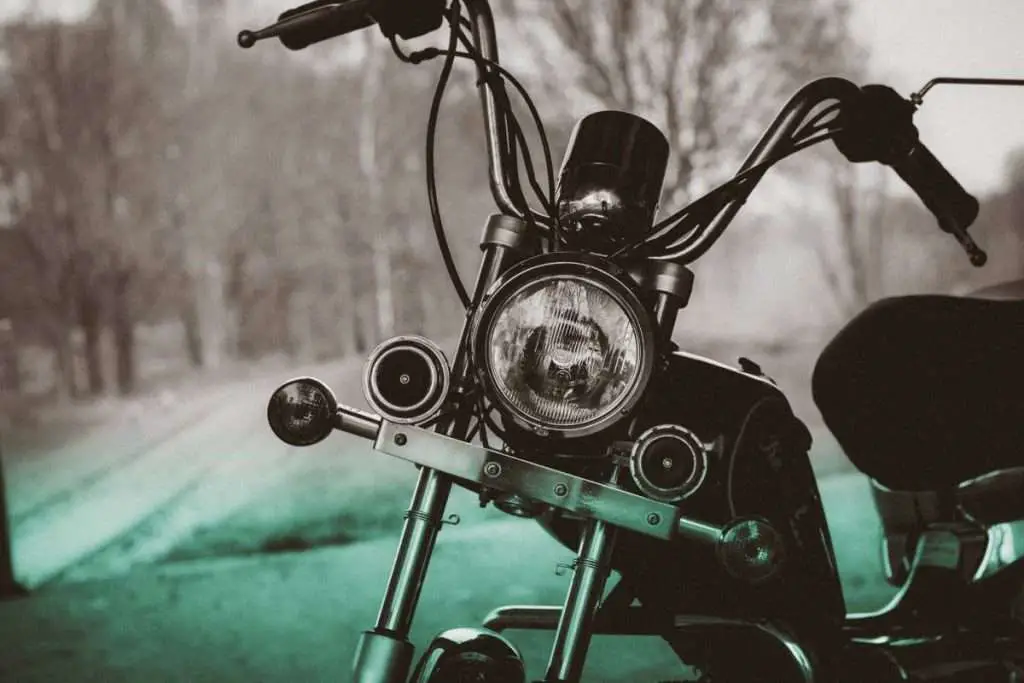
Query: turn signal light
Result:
<box><xmin>267</xmin><ymin>377</ymin><xmax>338</xmax><ymax>447</ymax></box>
<box><xmin>716</xmin><ymin>517</ymin><xmax>786</xmax><ymax>584</ymax></box>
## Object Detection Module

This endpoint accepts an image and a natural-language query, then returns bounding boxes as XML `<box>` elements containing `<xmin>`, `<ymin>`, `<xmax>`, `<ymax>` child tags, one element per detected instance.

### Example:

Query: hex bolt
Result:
<box><xmin>394</xmin><ymin>433</ymin><xmax>407</xmax><ymax>446</ymax></box>
<box><xmin>646</xmin><ymin>512</ymin><xmax>661</xmax><ymax>526</ymax></box>
<box><xmin>483</xmin><ymin>462</ymin><xmax>502</xmax><ymax>478</ymax></box>
<box><xmin>553</xmin><ymin>483</ymin><xmax>568</xmax><ymax>497</ymax></box>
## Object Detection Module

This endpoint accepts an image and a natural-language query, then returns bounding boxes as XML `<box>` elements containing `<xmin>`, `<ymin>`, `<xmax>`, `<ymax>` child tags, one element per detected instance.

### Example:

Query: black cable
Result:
<box><xmin>613</xmin><ymin>128</ymin><xmax>842</xmax><ymax>259</ymax></box>
<box><xmin>391</xmin><ymin>27</ymin><xmax>558</xmax><ymax>246</ymax></box>
<box><xmin>502</xmin><ymin>98</ymin><xmax>554</xmax><ymax>215</ymax></box>
<box><xmin>466</xmin><ymin>415</ymin><xmax>483</xmax><ymax>442</ymax></box>
<box><xmin>454</xmin><ymin>28</ymin><xmax>555</xmax><ymax>211</ymax></box>
<box><xmin>424</xmin><ymin>0</ymin><xmax>471</xmax><ymax>309</ymax></box>
<box><xmin>795</xmin><ymin>101</ymin><xmax>841</xmax><ymax>139</ymax></box>
<box><xmin>636</xmin><ymin>104</ymin><xmax>844</xmax><ymax>248</ymax></box>
<box><xmin>641</xmin><ymin>129</ymin><xmax>843</xmax><ymax>259</ymax></box>
<box><xmin>452</xmin><ymin>28</ymin><xmax>556</xmax><ymax>247</ymax></box>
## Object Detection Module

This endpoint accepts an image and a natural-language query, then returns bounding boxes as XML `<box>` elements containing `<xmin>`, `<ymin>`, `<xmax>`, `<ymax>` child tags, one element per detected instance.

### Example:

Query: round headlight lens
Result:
<box><xmin>477</xmin><ymin>257</ymin><xmax>652</xmax><ymax>438</ymax></box>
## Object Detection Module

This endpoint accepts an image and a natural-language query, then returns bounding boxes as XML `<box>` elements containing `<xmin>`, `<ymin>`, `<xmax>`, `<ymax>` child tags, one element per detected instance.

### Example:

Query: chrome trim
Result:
<box><xmin>335</xmin><ymin>404</ymin><xmax>384</xmax><ymax>441</ymax></box>
<box><xmin>372</xmin><ymin>419</ymin><xmax>724</xmax><ymax>544</ymax></box>
<box><xmin>480</xmin><ymin>608</ymin><xmax>817</xmax><ymax>681</ymax></box>
<box><xmin>483</xmin><ymin>605</ymin><xmax>562</xmax><ymax>633</ymax></box>
<box><xmin>629</xmin><ymin>423</ymin><xmax>709</xmax><ymax>503</ymax></box>
<box><xmin>670</xmin><ymin>615</ymin><xmax>816</xmax><ymax>683</ymax></box>
<box><xmin>352</xmin><ymin>631</ymin><xmax>415</xmax><ymax>683</ymax></box>
<box><xmin>974</xmin><ymin>519</ymin><xmax>1024</xmax><ymax>581</ymax></box>
<box><xmin>673</xmin><ymin>349</ymin><xmax>778</xmax><ymax>390</ymax></box>
<box><xmin>374</xmin><ymin>469</ymin><xmax>454</xmax><ymax>634</ymax></box>
<box><xmin>362</xmin><ymin>335</ymin><xmax>451</xmax><ymax>425</ymax></box>
<box><xmin>957</xmin><ymin>466</ymin><xmax>1024</xmax><ymax>525</ymax></box>
<box><xmin>544</xmin><ymin>517</ymin><xmax>618</xmax><ymax>681</ymax></box>
<box><xmin>470</xmin><ymin>252</ymin><xmax>657</xmax><ymax>440</ymax></box>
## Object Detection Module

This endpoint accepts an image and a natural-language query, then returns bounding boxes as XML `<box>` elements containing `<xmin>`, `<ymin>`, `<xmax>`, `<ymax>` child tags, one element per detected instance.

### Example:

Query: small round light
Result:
<box><xmin>472</xmin><ymin>253</ymin><xmax>655</xmax><ymax>439</ymax></box>
<box><xmin>267</xmin><ymin>377</ymin><xmax>338</xmax><ymax>447</ymax></box>
<box><xmin>629</xmin><ymin>424</ymin><xmax>709</xmax><ymax>502</ymax></box>
<box><xmin>716</xmin><ymin>517</ymin><xmax>786</xmax><ymax>584</ymax></box>
<box><xmin>363</xmin><ymin>336</ymin><xmax>450</xmax><ymax>425</ymax></box>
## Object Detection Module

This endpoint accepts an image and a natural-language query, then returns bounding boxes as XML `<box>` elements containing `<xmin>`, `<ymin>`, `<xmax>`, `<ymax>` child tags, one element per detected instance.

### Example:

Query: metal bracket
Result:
<box><xmin>374</xmin><ymin>420</ymin><xmax>723</xmax><ymax>544</ymax></box>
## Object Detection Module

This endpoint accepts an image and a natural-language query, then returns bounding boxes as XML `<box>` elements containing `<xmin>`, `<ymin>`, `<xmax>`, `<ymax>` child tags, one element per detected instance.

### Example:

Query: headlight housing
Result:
<box><xmin>471</xmin><ymin>252</ymin><xmax>656</xmax><ymax>440</ymax></box>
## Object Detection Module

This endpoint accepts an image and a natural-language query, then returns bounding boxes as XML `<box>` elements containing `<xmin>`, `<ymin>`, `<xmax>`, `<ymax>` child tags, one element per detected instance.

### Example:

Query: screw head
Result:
<box><xmin>394</xmin><ymin>433</ymin><xmax>407</xmax><ymax>446</ymax></box>
<box><xmin>553</xmin><ymin>483</ymin><xmax>568</xmax><ymax>497</ymax></box>
<box><xmin>646</xmin><ymin>512</ymin><xmax>661</xmax><ymax>526</ymax></box>
<box><xmin>483</xmin><ymin>462</ymin><xmax>502</xmax><ymax>478</ymax></box>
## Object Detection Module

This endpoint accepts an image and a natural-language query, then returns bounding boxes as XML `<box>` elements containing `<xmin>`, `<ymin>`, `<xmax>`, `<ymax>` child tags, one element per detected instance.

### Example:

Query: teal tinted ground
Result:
<box><xmin>0</xmin><ymin>474</ymin><xmax>889</xmax><ymax>683</ymax></box>
<box><xmin>0</xmin><ymin>343</ymin><xmax>879</xmax><ymax>681</ymax></box>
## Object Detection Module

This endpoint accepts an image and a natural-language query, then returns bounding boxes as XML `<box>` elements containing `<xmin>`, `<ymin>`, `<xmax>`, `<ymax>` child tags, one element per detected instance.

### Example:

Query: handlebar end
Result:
<box><xmin>237</xmin><ymin>30</ymin><xmax>257</xmax><ymax>49</ymax></box>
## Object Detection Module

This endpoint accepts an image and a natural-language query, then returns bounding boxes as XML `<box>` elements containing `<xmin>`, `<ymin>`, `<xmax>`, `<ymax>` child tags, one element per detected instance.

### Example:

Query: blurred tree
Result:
<box><xmin>1006</xmin><ymin>147</ymin><xmax>1024</xmax><ymax>260</ymax></box>
<box><xmin>0</xmin><ymin>1</ymin><xmax>183</xmax><ymax>396</ymax></box>
<box><xmin>497</xmin><ymin>0</ymin><xmax>892</xmax><ymax>330</ymax></box>
<box><xmin>811</xmin><ymin>159</ymin><xmax>890</xmax><ymax>318</ymax></box>
<box><xmin>499</xmin><ymin>0</ymin><xmax>862</xmax><ymax>204</ymax></box>
<box><xmin>88</xmin><ymin>0</ymin><xmax>183</xmax><ymax>395</ymax></box>
<box><xmin>0</xmin><ymin>20</ymin><xmax>88</xmax><ymax>398</ymax></box>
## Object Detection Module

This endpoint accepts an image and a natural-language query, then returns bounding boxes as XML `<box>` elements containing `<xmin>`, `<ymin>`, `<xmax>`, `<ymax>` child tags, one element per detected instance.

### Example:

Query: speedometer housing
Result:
<box><xmin>470</xmin><ymin>252</ymin><xmax>656</xmax><ymax>441</ymax></box>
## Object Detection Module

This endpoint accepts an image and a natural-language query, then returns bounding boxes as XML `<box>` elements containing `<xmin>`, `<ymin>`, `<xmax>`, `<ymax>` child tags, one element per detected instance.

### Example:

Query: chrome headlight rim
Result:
<box><xmin>470</xmin><ymin>252</ymin><xmax>656</xmax><ymax>440</ymax></box>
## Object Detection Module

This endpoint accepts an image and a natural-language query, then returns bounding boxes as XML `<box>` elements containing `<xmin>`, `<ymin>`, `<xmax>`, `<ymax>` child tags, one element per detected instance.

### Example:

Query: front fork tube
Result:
<box><xmin>353</xmin><ymin>215</ymin><xmax>536</xmax><ymax>683</ymax></box>
<box><xmin>543</xmin><ymin>517</ymin><xmax>620</xmax><ymax>682</ymax></box>
<box><xmin>353</xmin><ymin>470</ymin><xmax>454</xmax><ymax>683</ymax></box>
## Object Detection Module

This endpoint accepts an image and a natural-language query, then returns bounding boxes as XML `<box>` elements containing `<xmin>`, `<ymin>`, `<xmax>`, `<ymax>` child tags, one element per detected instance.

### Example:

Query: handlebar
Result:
<box><xmin>239</xmin><ymin>0</ymin><xmax>542</xmax><ymax>225</ymax></box>
<box><xmin>652</xmin><ymin>77</ymin><xmax>985</xmax><ymax>265</ymax></box>
<box><xmin>890</xmin><ymin>141</ymin><xmax>985</xmax><ymax>265</ymax></box>
<box><xmin>241</xmin><ymin>1</ymin><xmax>988</xmax><ymax>266</ymax></box>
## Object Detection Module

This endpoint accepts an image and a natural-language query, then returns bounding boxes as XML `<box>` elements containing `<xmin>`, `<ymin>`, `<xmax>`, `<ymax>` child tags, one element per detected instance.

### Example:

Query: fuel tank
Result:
<box><xmin>536</xmin><ymin>350</ymin><xmax>846</xmax><ymax>636</ymax></box>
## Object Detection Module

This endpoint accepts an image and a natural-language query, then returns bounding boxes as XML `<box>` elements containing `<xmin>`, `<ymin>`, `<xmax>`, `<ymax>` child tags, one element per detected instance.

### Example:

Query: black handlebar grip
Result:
<box><xmin>889</xmin><ymin>141</ymin><xmax>980</xmax><ymax>235</ymax></box>
<box><xmin>277</xmin><ymin>0</ymin><xmax>375</xmax><ymax>50</ymax></box>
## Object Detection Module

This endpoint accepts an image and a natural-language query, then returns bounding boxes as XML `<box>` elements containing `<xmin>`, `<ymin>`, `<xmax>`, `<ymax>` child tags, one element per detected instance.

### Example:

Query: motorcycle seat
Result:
<box><xmin>811</xmin><ymin>280</ymin><xmax>1024</xmax><ymax>491</ymax></box>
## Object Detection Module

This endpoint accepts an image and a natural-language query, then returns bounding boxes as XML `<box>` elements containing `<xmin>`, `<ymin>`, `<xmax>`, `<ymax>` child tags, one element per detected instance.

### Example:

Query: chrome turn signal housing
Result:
<box><xmin>470</xmin><ymin>252</ymin><xmax>656</xmax><ymax>440</ymax></box>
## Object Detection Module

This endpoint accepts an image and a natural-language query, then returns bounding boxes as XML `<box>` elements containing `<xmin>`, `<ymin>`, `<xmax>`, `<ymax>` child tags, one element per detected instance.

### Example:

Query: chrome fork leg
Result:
<box><xmin>543</xmin><ymin>517</ymin><xmax>619</xmax><ymax>682</ymax></box>
<box><xmin>353</xmin><ymin>468</ymin><xmax>453</xmax><ymax>683</ymax></box>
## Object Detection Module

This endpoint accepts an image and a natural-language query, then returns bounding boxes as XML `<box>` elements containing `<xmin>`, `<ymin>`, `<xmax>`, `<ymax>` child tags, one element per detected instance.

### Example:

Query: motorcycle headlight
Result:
<box><xmin>472</xmin><ymin>253</ymin><xmax>656</xmax><ymax>439</ymax></box>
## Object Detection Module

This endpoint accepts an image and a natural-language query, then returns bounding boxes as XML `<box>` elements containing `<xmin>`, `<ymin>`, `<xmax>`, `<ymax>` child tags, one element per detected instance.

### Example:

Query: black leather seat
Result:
<box><xmin>812</xmin><ymin>279</ymin><xmax>1024</xmax><ymax>491</ymax></box>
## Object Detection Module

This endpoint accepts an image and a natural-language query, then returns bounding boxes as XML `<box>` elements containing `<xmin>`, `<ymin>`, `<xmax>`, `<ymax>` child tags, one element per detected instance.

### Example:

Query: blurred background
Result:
<box><xmin>0</xmin><ymin>0</ymin><xmax>1021</xmax><ymax>680</ymax></box>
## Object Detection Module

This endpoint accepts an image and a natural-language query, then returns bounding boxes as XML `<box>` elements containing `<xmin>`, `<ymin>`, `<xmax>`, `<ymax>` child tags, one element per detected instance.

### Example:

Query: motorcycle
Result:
<box><xmin>237</xmin><ymin>1</ymin><xmax>1024</xmax><ymax>680</ymax></box>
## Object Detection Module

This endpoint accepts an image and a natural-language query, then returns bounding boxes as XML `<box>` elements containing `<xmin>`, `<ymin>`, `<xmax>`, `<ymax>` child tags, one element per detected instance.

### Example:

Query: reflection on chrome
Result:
<box><xmin>974</xmin><ymin>519</ymin><xmax>1024</xmax><ymax>581</ymax></box>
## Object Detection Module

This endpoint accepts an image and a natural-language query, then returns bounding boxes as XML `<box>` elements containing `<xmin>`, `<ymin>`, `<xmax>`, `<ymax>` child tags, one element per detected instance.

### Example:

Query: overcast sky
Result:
<box><xmin>3</xmin><ymin>0</ymin><xmax>1023</xmax><ymax>194</ymax></box>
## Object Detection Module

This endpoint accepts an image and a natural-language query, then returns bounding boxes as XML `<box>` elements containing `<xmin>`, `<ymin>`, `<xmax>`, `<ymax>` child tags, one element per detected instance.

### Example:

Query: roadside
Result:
<box><xmin>3</xmin><ymin>355</ymin><xmax>367</xmax><ymax>587</ymax></box>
